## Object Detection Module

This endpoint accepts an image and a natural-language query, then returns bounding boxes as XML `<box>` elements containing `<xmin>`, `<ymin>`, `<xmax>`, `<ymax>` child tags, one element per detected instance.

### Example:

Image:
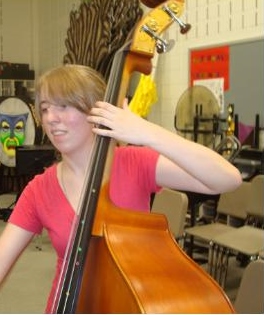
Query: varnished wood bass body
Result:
<box><xmin>76</xmin><ymin>184</ymin><xmax>234</xmax><ymax>313</ymax></box>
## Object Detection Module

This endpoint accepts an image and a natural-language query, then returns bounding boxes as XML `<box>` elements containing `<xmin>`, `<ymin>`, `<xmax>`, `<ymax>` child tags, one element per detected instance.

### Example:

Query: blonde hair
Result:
<box><xmin>34</xmin><ymin>64</ymin><xmax>106</xmax><ymax>120</ymax></box>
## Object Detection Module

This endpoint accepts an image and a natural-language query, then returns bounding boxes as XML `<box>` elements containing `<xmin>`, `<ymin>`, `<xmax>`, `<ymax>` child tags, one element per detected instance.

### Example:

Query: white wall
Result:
<box><xmin>36</xmin><ymin>0</ymin><xmax>76</xmax><ymax>74</ymax></box>
<box><xmin>0</xmin><ymin>0</ymin><xmax>76</xmax><ymax>72</ymax></box>
<box><xmin>1</xmin><ymin>0</ymin><xmax>36</xmax><ymax>67</ymax></box>
<box><xmin>1</xmin><ymin>0</ymin><xmax>263</xmax><ymax>131</ymax></box>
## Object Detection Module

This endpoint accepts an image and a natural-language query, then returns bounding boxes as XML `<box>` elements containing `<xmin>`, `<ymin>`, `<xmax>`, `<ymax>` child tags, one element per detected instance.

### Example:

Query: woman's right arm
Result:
<box><xmin>0</xmin><ymin>223</ymin><xmax>34</xmax><ymax>285</ymax></box>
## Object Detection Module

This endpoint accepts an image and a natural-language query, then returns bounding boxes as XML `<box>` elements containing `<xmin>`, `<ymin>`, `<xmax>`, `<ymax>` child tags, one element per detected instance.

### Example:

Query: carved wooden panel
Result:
<box><xmin>63</xmin><ymin>0</ymin><xmax>143</xmax><ymax>80</ymax></box>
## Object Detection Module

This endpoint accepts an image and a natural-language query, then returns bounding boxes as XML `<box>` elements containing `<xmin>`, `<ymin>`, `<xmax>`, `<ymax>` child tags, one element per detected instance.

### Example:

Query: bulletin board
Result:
<box><xmin>190</xmin><ymin>39</ymin><xmax>263</xmax><ymax>127</ymax></box>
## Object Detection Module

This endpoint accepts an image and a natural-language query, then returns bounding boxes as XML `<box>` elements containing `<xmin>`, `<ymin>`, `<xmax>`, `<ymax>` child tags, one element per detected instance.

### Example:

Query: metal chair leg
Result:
<box><xmin>219</xmin><ymin>247</ymin><xmax>229</xmax><ymax>288</ymax></box>
<box><xmin>208</xmin><ymin>240</ymin><xmax>215</xmax><ymax>275</ymax></box>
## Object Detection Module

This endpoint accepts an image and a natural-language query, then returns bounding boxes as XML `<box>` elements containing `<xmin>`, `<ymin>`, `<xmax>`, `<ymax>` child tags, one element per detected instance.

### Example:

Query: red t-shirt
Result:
<box><xmin>8</xmin><ymin>145</ymin><xmax>160</xmax><ymax>313</ymax></box>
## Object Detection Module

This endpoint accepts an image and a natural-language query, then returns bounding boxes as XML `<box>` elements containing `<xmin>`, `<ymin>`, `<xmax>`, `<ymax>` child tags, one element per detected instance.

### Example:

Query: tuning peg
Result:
<box><xmin>141</xmin><ymin>24</ymin><xmax>175</xmax><ymax>53</ymax></box>
<box><xmin>156</xmin><ymin>39</ymin><xmax>175</xmax><ymax>54</ymax></box>
<box><xmin>162</xmin><ymin>4</ymin><xmax>191</xmax><ymax>34</ymax></box>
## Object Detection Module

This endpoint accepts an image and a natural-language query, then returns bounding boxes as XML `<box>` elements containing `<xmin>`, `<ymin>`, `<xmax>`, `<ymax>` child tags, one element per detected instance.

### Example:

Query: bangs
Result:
<box><xmin>40</xmin><ymin>69</ymin><xmax>88</xmax><ymax>113</ymax></box>
<box><xmin>35</xmin><ymin>65</ymin><xmax>106</xmax><ymax>120</ymax></box>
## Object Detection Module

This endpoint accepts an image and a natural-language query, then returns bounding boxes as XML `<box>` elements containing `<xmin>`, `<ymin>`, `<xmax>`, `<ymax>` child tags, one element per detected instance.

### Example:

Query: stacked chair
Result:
<box><xmin>208</xmin><ymin>174</ymin><xmax>264</xmax><ymax>287</ymax></box>
<box><xmin>152</xmin><ymin>188</ymin><xmax>188</xmax><ymax>246</ymax></box>
<box><xmin>184</xmin><ymin>181</ymin><xmax>251</xmax><ymax>261</ymax></box>
<box><xmin>234</xmin><ymin>258</ymin><xmax>264</xmax><ymax>313</ymax></box>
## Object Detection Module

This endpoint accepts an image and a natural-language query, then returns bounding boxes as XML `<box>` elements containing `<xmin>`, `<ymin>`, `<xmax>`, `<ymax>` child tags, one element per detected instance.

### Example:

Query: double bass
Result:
<box><xmin>52</xmin><ymin>1</ymin><xmax>235</xmax><ymax>313</ymax></box>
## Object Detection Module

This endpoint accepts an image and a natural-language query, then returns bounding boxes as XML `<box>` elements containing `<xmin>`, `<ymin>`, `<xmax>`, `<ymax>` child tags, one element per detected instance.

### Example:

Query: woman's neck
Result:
<box><xmin>61</xmin><ymin>139</ymin><xmax>95</xmax><ymax>175</ymax></box>
<box><xmin>59</xmin><ymin>144</ymin><xmax>94</xmax><ymax>212</ymax></box>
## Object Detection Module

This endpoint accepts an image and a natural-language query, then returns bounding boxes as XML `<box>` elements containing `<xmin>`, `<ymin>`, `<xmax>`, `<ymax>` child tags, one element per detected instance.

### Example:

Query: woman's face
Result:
<box><xmin>40</xmin><ymin>99</ymin><xmax>94</xmax><ymax>155</ymax></box>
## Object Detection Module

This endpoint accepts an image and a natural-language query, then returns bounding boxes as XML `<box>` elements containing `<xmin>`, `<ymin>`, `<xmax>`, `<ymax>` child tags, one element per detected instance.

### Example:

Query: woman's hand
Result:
<box><xmin>87</xmin><ymin>98</ymin><xmax>242</xmax><ymax>194</ymax></box>
<box><xmin>87</xmin><ymin>99</ymin><xmax>155</xmax><ymax>145</ymax></box>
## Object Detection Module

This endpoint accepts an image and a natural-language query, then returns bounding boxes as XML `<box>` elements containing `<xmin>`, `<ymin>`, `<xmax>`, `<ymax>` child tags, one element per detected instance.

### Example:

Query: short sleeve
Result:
<box><xmin>109</xmin><ymin>145</ymin><xmax>160</xmax><ymax>212</ymax></box>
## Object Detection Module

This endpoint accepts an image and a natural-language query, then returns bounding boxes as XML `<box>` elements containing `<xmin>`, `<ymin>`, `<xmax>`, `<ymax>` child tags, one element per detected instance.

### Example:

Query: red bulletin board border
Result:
<box><xmin>190</xmin><ymin>45</ymin><xmax>230</xmax><ymax>91</ymax></box>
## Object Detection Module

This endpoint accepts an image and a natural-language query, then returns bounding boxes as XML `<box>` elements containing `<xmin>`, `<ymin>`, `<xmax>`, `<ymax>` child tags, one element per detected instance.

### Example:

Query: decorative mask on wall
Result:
<box><xmin>0</xmin><ymin>97</ymin><xmax>36</xmax><ymax>167</ymax></box>
<box><xmin>0</xmin><ymin>112</ymin><xmax>29</xmax><ymax>158</ymax></box>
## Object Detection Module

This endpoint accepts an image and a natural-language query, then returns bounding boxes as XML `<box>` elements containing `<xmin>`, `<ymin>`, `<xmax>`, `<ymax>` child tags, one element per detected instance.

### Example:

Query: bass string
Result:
<box><xmin>61</xmin><ymin>48</ymin><xmax>129</xmax><ymax>303</ymax></box>
<box><xmin>53</xmin><ymin>36</ymin><xmax>129</xmax><ymax>314</ymax></box>
<box><xmin>51</xmin><ymin>135</ymin><xmax>101</xmax><ymax>311</ymax></box>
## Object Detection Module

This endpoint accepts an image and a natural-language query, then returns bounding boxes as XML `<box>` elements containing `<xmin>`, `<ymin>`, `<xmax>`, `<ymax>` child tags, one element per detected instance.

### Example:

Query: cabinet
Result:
<box><xmin>0</xmin><ymin>79</ymin><xmax>35</xmax><ymax>99</ymax></box>
<box><xmin>0</xmin><ymin>62</ymin><xmax>35</xmax><ymax>98</ymax></box>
